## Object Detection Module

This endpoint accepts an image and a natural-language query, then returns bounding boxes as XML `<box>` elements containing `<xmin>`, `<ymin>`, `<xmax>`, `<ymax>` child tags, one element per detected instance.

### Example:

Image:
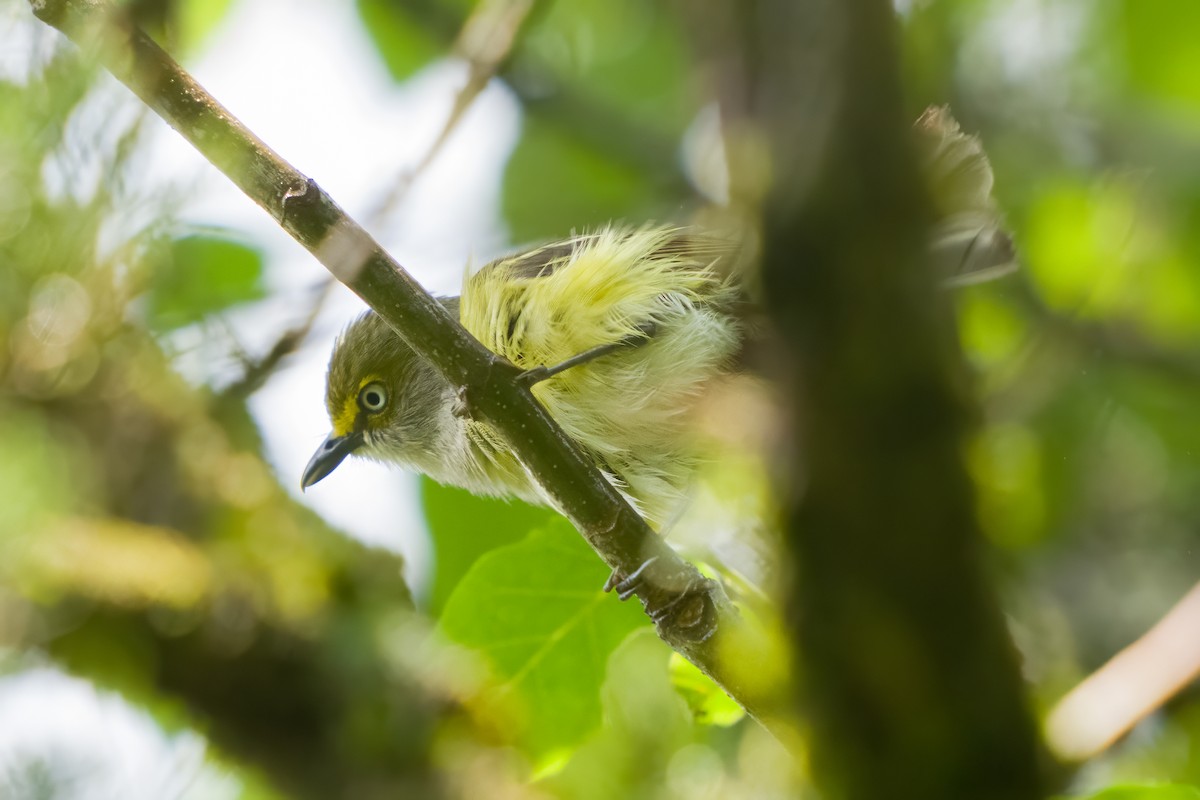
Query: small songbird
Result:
<box><xmin>301</xmin><ymin>225</ymin><xmax>741</xmax><ymax>527</ymax></box>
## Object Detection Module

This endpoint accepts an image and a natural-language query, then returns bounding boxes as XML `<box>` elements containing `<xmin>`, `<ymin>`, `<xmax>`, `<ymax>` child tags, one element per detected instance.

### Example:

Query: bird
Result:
<box><xmin>301</xmin><ymin>109</ymin><xmax>1018</xmax><ymax>540</ymax></box>
<box><xmin>301</xmin><ymin>224</ymin><xmax>742</xmax><ymax>529</ymax></box>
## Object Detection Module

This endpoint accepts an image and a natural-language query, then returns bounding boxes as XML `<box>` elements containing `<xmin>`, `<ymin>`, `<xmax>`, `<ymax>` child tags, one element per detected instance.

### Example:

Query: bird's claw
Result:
<box><xmin>604</xmin><ymin>556</ymin><xmax>659</xmax><ymax>601</ymax></box>
<box><xmin>604</xmin><ymin>556</ymin><xmax>717</xmax><ymax>640</ymax></box>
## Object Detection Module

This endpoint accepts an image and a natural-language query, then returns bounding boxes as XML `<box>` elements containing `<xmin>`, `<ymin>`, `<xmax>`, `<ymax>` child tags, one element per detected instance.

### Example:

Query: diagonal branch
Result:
<box><xmin>28</xmin><ymin>0</ymin><xmax>792</xmax><ymax>740</ymax></box>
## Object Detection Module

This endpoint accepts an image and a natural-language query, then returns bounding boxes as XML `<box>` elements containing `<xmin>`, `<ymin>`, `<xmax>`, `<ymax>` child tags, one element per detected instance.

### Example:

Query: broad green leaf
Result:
<box><xmin>1062</xmin><ymin>785</ymin><xmax>1200</xmax><ymax>800</ymax></box>
<box><xmin>146</xmin><ymin>234</ymin><xmax>264</xmax><ymax>330</ymax></box>
<box><xmin>439</xmin><ymin>521</ymin><xmax>646</xmax><ymax>757</ymax></box>
<box><xmin>420</xmin><ymin>476</ymin><xmax>553</xmax><ymax>615</ymax></box>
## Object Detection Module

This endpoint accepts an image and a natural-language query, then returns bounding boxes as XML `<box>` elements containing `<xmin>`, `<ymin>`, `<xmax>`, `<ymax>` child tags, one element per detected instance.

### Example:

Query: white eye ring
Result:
<box><xmin>358</xmin><ymin>382</ymin><xmax>388</xmax><ymax>413</ymax></box>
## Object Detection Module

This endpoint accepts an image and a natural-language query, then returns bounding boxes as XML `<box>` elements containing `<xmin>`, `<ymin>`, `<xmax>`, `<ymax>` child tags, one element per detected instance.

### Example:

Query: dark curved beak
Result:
<box><xmin>301</xmin><ymin>431</ymin><xmax>364</xmax><ymax>491</ymax></box>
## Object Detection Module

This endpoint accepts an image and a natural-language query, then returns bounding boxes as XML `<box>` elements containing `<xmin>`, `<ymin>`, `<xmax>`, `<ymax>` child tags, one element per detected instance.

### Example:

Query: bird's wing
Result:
<box><xmin>460</xmin><ymin>226</ymin><xmax>737</xmax><ymax>369</ymax></box>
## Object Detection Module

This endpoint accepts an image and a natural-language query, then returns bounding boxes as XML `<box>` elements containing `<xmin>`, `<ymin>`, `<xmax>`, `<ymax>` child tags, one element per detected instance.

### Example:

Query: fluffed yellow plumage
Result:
<box><xmin>303</xmin><ymin>224</ymin><xmax>741</xmax><ymax>526</ymax></box>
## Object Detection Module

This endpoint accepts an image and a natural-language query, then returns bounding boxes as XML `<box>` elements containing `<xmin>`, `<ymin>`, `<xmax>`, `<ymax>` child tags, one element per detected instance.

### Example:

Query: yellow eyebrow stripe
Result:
<box><xmin>332</xmin><ymin>375</ymin><xmax>381</xmax><ymax>437</ymax></box>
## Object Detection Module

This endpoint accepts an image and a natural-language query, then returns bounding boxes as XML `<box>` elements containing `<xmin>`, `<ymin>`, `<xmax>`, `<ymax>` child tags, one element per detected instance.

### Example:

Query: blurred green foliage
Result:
<box><xmin>3</xmin><ymin>0</ymin><xmax>1200</xmax><ymax>797</ymax></box>
<box><xmin>146</xmin><ymin>234</ymin><xmax>265</xmax><ymax>331</ymax></box>
<box><xmin>0</xmin><ymin>29</ymin><xmax>435</xmax><ymax>800</ymax></box>
<box><xmin>356</xmin><ymin>0</ymin><xmax>467</xmax><ymax>83</ymax></box>
<box><xmin>499</xmin><ymin>0</ymin><xmax>695</xmax><ymax>240</ymax></box>
<box><xmin>503</xmin><ymin>114</ymin><xmax>667</xmax><ymax>241</ymax></box>
<box><xmin>1070</xmin><ymin>787</ymin><xmax>1200</xmax><ymax>800</ymax></box>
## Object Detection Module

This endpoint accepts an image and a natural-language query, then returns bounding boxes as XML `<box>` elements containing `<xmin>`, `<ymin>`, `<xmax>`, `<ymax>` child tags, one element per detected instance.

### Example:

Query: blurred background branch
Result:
<box><xmin>1048</xmin><ymin>581</ymin><xmax>1200</xmax><ymax>763</ymax></box>
<box><xmin>692</xmin><ymin>0</ymin><xmax>1045</xmax><ymax>797</ymax></box>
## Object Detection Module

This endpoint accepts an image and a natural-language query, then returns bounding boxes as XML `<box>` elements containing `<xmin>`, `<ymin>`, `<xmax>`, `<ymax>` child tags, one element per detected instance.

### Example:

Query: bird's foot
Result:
<box><xmin>603</xmin><ymin>556</ymin><xmax>659</xmax><ymax>601</ymax></box>
<box><xmin>604</xmin><ymin>556</ymin><xmax>718</xmax><ymax>640</ymax></box>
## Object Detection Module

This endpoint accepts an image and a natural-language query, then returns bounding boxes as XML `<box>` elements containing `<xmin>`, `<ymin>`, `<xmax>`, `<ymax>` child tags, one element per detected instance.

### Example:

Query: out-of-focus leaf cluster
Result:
<box><xmin>0</xmin><ymin>41</ymin><xmax>441</xmax><ymax>800</ymax></box>
<box><xmin>358</xmin><ymin>0</ymin><xmax>699</xmax><ymax>243</ymax></box>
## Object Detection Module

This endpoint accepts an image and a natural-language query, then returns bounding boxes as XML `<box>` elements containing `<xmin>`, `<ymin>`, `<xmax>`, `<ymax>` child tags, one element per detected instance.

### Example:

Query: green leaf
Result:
<box><xmin>500</xmin><ymin>0</ymin><xmax>695</xmax><ymax>241</ymax></box>
<box><xmin>356</xmin><ymin>0</ymin><xmax>464</xmax><ymax>83</ymax></box>
<box><xmin>420</xmin><ymin>476</ymin><xmax>554</xmax><ymax>615</ymax></box>
<box><xmin>669</xmin><ymin>652</ymin><xmax>745</xmax><ymax>728</ymax></box>
<box><xmin>438</xmin><ymin>521</ymin><xmax>647</xmax><ymax>757</ymax></box>
<box><xmin>515</xmin><ymin>0</ymin><xmax>692</xmax><ymax>135</ymax></box>
<box><xmin>1061</xmin><ymin>785</ymin><xmax>1200</xmax><ymax>800</ymax></box>
<box><xmin>146</xmin><ymin>234</ymin><xmax>264</xmax><ymax>330</ymax></box>
<box><xmin>544</xmin><ymin>629</ymin><xmax>695</xmax><ymax>798</ymax></box>
<box><xmin>175</xmin><ymin>0</ymin><xmax>238</xmax><ymax>52</ymax></box>
<box><xmin>502</xmin><ymin>115</ymin><xmax>663</xmax><ymax>242</ymax></box>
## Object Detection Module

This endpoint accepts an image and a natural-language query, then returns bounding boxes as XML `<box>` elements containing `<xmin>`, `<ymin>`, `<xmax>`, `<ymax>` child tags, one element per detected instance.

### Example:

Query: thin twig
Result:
<box><xmin>222</xmin><ymin>279</ymin><xmax>333</xmax><ymax>400</ymax></box>
<box><xmin>29</xmin><ymin>0</ymin><xmax>793</xmax><ymax>743</ymax></box>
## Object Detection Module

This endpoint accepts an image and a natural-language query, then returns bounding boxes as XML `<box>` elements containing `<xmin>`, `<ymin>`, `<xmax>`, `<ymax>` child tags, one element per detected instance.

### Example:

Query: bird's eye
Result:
<box><xmin>358</xmin><ymin>382</ymin><xmax>388</xmax><ymax>413</ymax></box>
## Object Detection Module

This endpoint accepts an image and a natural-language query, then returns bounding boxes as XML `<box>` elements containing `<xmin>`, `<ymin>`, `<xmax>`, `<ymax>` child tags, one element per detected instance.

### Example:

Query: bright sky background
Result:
<box><xmin>2</xmin><ymin>0</ymin><xmax>519</xmax><ymax>793</ymax></box>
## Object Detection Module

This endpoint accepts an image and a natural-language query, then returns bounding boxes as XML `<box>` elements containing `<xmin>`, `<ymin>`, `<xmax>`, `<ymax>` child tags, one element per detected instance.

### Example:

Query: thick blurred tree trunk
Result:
<box><xmin>694</xmin><ymin>2</ymin><xmax>1045</xmax><ymax>798</ymax></box>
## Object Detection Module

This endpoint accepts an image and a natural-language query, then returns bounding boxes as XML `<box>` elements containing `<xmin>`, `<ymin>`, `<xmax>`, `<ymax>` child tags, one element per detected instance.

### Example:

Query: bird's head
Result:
<box><xmin>302</xmin><ymin>311</ymin><xmax>446</xmax><ymax>490</ymax></box>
